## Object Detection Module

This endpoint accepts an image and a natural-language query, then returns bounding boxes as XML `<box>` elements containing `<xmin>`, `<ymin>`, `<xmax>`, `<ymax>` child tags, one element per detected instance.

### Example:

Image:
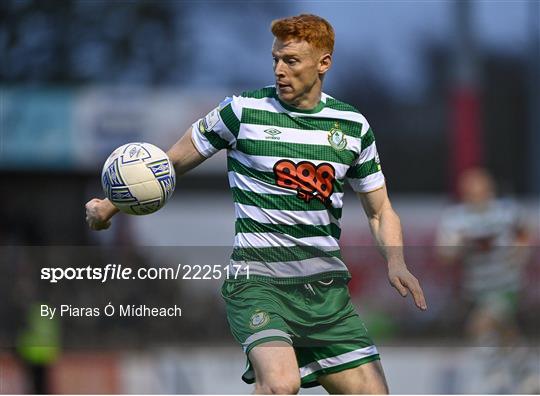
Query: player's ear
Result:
<box><xmin>318</xmin><ymin>53</ymin><xmax>332</xmax><ymax>75</ymax></box>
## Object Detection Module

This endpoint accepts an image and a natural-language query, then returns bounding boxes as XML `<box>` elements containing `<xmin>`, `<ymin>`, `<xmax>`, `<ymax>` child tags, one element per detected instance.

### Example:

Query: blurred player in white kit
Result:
<box><xmin>436</xmin><ymin>167</ymin><xmax>537</xmax><ymax>393</ymax></box>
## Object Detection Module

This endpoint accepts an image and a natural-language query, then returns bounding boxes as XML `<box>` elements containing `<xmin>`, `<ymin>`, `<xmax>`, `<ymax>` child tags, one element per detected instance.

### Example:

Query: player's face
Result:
<box><xmin>459</xmin><ymin>169</ymin><xmax>495</xmax><ymax>205</ymax></box>
<box><xmin>272</xmin><ymin>38</ymin><xmax>331</xmax><ymax>108</ymax></box>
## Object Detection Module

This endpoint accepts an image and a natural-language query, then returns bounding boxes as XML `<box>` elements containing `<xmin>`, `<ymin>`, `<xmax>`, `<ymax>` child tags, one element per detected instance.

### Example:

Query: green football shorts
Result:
<box><xmin>221</xmin><ymin>277</ymin><xmax>380</xmax><ymax>388</ymax></box>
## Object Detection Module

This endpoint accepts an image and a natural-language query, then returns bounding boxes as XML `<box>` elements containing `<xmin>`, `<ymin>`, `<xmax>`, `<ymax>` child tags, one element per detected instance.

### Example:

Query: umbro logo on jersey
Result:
<box><xmin>264</xmin><ymin>128</ymin><xmax>282</xmax><ymax>140</ymax></box>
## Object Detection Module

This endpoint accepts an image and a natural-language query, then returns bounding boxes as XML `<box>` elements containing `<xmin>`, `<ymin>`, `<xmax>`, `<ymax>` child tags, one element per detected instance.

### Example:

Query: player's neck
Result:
<box><xmin>292</xmin><ymin>96</ymin><xmax>321</xmax><ymax>110</ymax></box>
<box><xmin>279</xmin><ymin>88</ymin><xmax>323</xmax><ymax>112</ymax></box>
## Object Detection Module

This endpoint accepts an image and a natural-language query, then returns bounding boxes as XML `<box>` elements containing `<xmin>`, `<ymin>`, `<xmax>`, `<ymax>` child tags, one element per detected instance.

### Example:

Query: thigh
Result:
<box><xmin>318</xmin><ymin>359</ymin><xmax>389</xmax><ymax>394</ymax></box>
<box><xmin>221</xmin><ymin>280</ymin><xmax>300</xmax><ymax>387</ymax></box>
<box><xmin>296</xmin><ymin>280</ymin><xmax>380</xmax><ymax>388</ymax></box>
<box><xmin>249</xmin><ymin>341</ymin><xmax>301</xmax><ymax>394</ymax></box>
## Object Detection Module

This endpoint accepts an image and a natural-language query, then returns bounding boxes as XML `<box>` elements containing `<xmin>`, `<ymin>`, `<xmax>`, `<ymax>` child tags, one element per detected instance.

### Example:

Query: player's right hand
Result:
<box><xmin>85</xmin><ymin>198</ymin><xmax>116</xmax><ymax>230</ymax></box>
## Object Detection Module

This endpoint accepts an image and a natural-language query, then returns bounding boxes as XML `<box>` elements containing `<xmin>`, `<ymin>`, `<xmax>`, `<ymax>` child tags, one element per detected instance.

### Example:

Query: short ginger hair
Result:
<box><xmin>271</xmin><ymin>14</ymin><xmax>335</xmax><ymax>55</ymax></box>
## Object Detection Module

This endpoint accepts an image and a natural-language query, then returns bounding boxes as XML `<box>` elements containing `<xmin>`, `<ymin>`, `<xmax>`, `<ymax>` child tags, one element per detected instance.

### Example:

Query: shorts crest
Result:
<box><xmin>249</xmin><ymin>310</ymin><xmax>270</xmax><ymax>329</ymax></box>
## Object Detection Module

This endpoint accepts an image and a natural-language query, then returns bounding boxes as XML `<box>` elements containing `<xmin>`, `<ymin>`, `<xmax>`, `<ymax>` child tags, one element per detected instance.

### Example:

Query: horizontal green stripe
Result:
<box><xmin>346</xmin><ymin>158</ymin><xmax>381</xmax><ymax>179</ymax></box>
<box><xmin>235</xmin><ymin>217</ymin><xmax>341</xmax><ymax>239</ymax></box>
<box><xmin>232</xmin><ymin>187</ymin><xmax>342</xmax><ymax>219</ymax></box>
<box><xmin>231</xmin><ymin>245</ymin><xmax>343</xmax><ymax>263</ymax></box>
<box><xmin>204</xmin><ymin>130</ymin><xmax>230</xmax><ymax>151</ymax></box>
<box><xmin>361</xmin><ymin>128</ymin><xmax>375</xmax><ymax>151</ymax></box>
<box><xmin>236</xmin><ymin>139</ymin><xmax>356</xmax><ymax>165</ymax></box>
<box><xmin>227</xmin><ymin>156</ymin><xmax>276</xmax><ymax>185</ymax></box>
<box><xmin>227</xmin><ymin>156</ymin><xmax>345</xmax><ymax>193</ymax></box>
<box><xmin>241</xmin><ymin>108</ymin><xmax>362</xmax><ymax>139</ymax></box>
<box><xmin>241</xmin><ymin>87</ymin><xmax>276</xmax><ymax>99</ymax></box>
<box><xmin>324</xmin><ymin>98</ymin><xmax>360</xmax><ymax>114</ymax></box>
<box><xmin>220</xmin><ymin>103</ymin><xmax>241</xmax><ymax>137</ymax></box>
<box><xmin>225</xmin><ymin>271</ymin><xmax>351</xmax><ymax>285</ymax></box>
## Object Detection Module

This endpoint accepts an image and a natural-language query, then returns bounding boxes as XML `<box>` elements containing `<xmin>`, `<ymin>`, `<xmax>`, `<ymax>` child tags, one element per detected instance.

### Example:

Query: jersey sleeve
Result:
<box><xmin>345</xmin><ymin>126</ymin><xmax>385</xmax><ymax>193</ymax></box>
<box><xmin>191</xmin><ymin>96</ymin><xmax>241</xmax><ymax>158</ymax></box>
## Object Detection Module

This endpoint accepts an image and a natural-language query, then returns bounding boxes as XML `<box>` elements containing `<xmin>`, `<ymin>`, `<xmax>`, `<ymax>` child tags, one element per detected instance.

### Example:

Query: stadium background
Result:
<box><xmin>1</xmin><ymin>0</ymin><xmax>539</xmax><ymax>393</ymax></box>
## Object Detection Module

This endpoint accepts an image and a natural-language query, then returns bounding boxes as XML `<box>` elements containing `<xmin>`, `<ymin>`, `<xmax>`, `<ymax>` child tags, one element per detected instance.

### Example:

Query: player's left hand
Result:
<box><xmin>387</xmin><ymin>263</ymin><xmax>427</xmax><ymax>311</ymax></box>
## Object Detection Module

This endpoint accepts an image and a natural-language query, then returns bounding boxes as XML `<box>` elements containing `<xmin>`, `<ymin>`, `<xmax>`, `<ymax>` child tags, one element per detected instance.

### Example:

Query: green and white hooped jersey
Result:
<box><xmin>436</xmin><ymin>200</ymin><xmax>525</xmax><ymax>297</ymax></box>
<box><xmin>191</xmin><ymin>86</ymin><xmax>385</xmax><ymax>284</ymax></box>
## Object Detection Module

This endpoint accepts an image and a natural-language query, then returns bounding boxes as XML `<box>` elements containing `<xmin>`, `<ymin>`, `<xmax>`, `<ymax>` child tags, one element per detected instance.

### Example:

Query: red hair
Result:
<box><xmin>271</xmin><ymin>14</ymin><xmax>335</xmax><ymax>54</ymax></box>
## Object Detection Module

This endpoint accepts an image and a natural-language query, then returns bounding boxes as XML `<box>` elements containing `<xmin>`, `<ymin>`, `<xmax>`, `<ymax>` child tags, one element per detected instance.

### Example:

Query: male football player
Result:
<box><xmin>436</xmin><ymin>168</ymin><xmax>533</xmax><ymax>392</ymax></box>
<box><xmin>86</xmin><ymin>14</ymin><xmax>427</xmax><ymax>394</ymax></box>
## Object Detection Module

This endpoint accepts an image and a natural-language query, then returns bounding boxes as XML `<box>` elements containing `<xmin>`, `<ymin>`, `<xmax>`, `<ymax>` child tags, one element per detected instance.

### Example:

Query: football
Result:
<box><xmin>101</xmin><ymin>142</ymin><xmax>176</xmax><ymax>215</ymax></box>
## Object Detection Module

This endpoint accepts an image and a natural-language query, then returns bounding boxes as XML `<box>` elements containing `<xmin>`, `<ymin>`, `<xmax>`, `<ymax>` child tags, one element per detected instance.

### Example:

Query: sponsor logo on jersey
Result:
<box><xmin>328</xmin><ymin>122</ymin><xmax>347</xmax><ymax>151</ymax></box>
<box><xmin>198</xmin><ymin>119</ymin><xmax>208</xmax><ymax>134</ymax></box>
<box><xmin>273</xmin><ymin>160</ymin><xmax>336</xmax><ymax>206</ymax></box>
<box><xmin>200</xmin><ymin>108</ymin><xmax>221</xmax><ymax>134</ymax></box>
<box><xmin>264</xmin><ymin>128</ymin><xmax>282</xmax><ymax>140</ymax></box>
<box><xmin>374</xmin><ymin>152</ymin><xmax>382</xmax><ymax>171</ymax></box>
<box><xmin>249</xmin><ymin>310</ymin><xmax>270</xmax><ymax>329</ymax></box>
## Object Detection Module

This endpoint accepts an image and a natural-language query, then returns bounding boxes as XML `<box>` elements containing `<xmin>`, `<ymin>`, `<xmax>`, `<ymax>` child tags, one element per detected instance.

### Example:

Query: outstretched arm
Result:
<box><xmin>358</xmin><ymin>185</ymin><xmax>427</xmax><ymax>311</ymax></box>
<box><xmin>85</xmin><ymin>127</ymin><xmax>205</xmax><ymax>230</ymax></box>
<box><xmin>166</xmin><ymin>126</ymin><xmax>207</xmax><ymax>175</ymax></box>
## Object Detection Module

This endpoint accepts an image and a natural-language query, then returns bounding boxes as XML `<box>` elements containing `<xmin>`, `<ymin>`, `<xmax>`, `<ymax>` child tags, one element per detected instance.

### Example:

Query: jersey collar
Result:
<box><xmin>273</xmin><ymin>90</ymin><xmax>326</xmax><ymax>114</ymax></box>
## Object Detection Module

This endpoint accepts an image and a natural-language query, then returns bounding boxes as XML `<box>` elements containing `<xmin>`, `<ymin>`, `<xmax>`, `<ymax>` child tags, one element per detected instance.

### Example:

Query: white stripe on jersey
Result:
<box><xmin>234</xmin><ymin>203</ymin><xmax>340</xmax><ymax>226</ymax></box>
<box><xmin>230</xmin><ymin>257</ymin><xmax>348</xmax><ymax>279</ymax></box>
<box><xmin>358</xmin><ymin>142</ymin><xmax>378</xmax><ymax>163</ymax></box>
<box><xmin>348</xmin><ymin>172</ymin><xmax>385</xmax><ymax>192</ymax></box>
<box><xmin>237</xmin><ymin>124</ymin><xmax>362</xmax><ymax>150</ymax></box>
<box><xmin>235</xmin><ymin>232</ymin><xmax>339</xmax><ymax>250</ymax></box>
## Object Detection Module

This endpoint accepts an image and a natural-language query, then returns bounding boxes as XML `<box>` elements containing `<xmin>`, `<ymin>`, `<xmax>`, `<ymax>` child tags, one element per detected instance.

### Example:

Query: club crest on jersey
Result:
<box><xmin>249</xmin><ymin>310</ymin><xmax>270</xmax><ymax>329</ymax></box>
<box><xmin>328</xmin><ymin>122</ymin><xmax>347</xmax><ymax>151</ymax></box>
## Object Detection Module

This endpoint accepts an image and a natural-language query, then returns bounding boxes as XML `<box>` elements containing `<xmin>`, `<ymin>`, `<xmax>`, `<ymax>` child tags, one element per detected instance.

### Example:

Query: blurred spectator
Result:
<box><xmin>17</xmin><ymin>303</ymin><xmax>60</xmax><ymax>394</ymax></box>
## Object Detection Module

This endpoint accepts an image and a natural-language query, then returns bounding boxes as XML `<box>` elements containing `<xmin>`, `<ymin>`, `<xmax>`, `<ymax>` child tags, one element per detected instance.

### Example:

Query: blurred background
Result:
<box><xmin>0</xmin><ymin>0</ymin><xmax>539</xmax><ymax>394</ymax></box>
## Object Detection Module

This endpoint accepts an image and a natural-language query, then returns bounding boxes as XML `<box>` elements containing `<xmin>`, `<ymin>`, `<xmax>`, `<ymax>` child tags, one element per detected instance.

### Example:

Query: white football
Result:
<box><xmin>101</xmin><ymin>142</ymin><xmax>176</xmax><ymax>215</ymax></box>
